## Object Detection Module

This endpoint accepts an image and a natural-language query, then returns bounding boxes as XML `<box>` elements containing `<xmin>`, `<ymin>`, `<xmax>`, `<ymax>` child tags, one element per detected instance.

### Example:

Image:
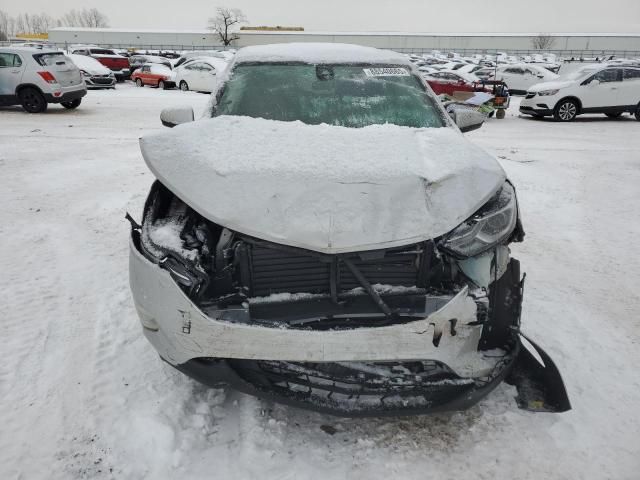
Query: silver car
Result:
<box><xmin>128</xmin><ymin>43</ymin><xmax>570</xmax><ymax>417</ymax></box>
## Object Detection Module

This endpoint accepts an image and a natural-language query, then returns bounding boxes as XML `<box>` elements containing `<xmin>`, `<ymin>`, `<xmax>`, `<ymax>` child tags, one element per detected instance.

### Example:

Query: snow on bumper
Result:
<box><xmin>130</xmin><ymin>239</ymin><xmax>501</xmax><ymax>378</ymax></box>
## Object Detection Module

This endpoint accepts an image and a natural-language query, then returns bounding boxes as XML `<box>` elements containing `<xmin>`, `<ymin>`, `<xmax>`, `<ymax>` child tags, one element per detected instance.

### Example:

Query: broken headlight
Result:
<box><xmin>442</xmin><ymin>181</ymin><xmax>518</xmax><ymax>257</ymax></box>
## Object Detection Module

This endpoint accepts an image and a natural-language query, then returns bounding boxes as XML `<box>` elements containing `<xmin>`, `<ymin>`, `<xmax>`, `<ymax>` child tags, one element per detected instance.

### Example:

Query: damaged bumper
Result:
<box><xmin>130</xmin><ymin>235</ymin><xmax>529</xmax><ymax>415</ymax></box>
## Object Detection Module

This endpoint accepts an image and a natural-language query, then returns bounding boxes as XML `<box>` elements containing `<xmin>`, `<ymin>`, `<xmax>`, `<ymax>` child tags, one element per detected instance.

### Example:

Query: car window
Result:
<box><xmin>201</xmin><ymin>64</ymin><xmax>214</xmax><ymax>72</ymax></box>
<box><xmin>0</xmin><ymin>53</ymin><xmax>22</xmax><ymax>67</ymax></box>
<box><xmin>33</xmin><ymin>52</ymin><xmax>66</xmax><ymax>66</ymax></box>
<box><xmin>142</xmin><ymin>65</ymin><xmax>150</xmax><ymax>72</ymax></box>
<box><xmin>216</xmin><ymin>64</ymin><xmax>446</xmax><ymax>129</ymax></box>
<box><xmin>593</xmin><ymin>69</ymin><xmax>621</xmax><ymax>83</ymax></box>
<box><xmin>623</xmin><ymin>68</ymin><xmax>640</xmax><ymax>81</ymax></box>
<box><xmin>90</xmin><ymin>49</ymin><xmax>115</xmax><ymax>55</ymax></box>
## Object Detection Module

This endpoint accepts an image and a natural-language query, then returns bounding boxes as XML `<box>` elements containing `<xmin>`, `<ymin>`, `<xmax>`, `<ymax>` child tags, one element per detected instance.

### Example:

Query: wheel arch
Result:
<box><xmin>15</xmin><ymin>83</ymin><xmax>45</xmax><ymax>97</ymax></box>
<box><xmin>554</xmin><ymin>96</ymin><xmax>583</xmax><ymax>114</ymax></box>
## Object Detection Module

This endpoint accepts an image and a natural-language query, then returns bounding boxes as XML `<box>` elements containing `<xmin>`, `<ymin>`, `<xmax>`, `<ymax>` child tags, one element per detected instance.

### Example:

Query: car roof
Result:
<box><xmin>1</xmin><ymin>46</ymin><xmax>60</xmax><ymax>54</ymax></box>
<box><xmin>234</xmin><ymin>43</ymin><xmax>410</xmax><ymax>65</ymax></box>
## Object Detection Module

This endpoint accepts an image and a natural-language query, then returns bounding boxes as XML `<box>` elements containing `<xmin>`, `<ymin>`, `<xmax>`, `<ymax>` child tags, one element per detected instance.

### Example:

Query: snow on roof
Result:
<box><xmin>234</xmin><ymin>43</ymin><xmax>409</xmax><ymax>65</ymax></box>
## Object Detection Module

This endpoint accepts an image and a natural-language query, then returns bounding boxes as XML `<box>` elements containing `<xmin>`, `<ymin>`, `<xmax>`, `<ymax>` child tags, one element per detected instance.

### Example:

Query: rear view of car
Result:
<box><xmin>0</xmin><ymin>47</ymin><xmax>86</xmax><ymax>113</ymax></box>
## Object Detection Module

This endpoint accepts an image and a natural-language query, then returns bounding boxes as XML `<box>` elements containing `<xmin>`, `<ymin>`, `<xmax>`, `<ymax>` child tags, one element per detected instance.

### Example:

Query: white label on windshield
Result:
<box><xmin>363</xmin><ymin>67</ymin><xmax>410</xmax><ymax>77</ymax></box>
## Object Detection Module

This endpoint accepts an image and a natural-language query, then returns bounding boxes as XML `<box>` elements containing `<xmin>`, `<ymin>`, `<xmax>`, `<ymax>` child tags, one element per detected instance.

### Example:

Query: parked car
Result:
<box><xmin>0</xmin><ymin>47</ymin><xmax>86</xmax><ymax>113</ymax></box>
<box><xmin>520</xmin><ymin>65</ymin><xmax>640</xmax><ymax>121</ymax></box>
<box><xmin>131</xmin><ymin>63</ymin><xmax>175</xmax><ymax>89</ymax></box>
<box><xmin>68</xmin><ymin>53</ymin><xmax>116</xmax><ymax>89</ymax></box>
<box><xmin>173</xmin><ymin>50</ymin><xmax>233</xmax><ymax>68</ymax></box>
<box><xmin>423</xmin><ymin>70</ymin><xmax>488</xmax><ymax>96</ymax></box>
<box><xmin>128</xmin><ymin>43</ymin><xmax>570</xmax><ymax>417</ymax></box>
<box><xmin>490</xmin><ymin>63</ymin><xmax>559</xmax><ymax>94</ymax></box>
<box><xmin>174</xmin><ymin>58</ymin><xmax>228</xmax><ymax>92</ymax></box>
<box><xmin>129</xmin><ymin>54</ymin><xmax>173</xmax><ymax>73</ymax></box>
<box><xmin>70</xmin><ymin>46</ymin><xmax>130</xmax><ymax>81</ymax></box>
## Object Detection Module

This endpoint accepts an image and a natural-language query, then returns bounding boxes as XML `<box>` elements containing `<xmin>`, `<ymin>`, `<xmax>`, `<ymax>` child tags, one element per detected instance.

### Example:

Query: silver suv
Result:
<box><xmin>0</xmin><ymin>47</ymin><xmax>86</xmax><ymax>113</ymax></box>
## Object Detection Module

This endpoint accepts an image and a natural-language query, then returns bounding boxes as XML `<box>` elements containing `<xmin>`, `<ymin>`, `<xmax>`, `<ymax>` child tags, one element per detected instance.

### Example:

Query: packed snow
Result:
<box><xmin>1</xmin><ymin>83</ymin><xmax>640</xmax><ymax>479</ymax></box>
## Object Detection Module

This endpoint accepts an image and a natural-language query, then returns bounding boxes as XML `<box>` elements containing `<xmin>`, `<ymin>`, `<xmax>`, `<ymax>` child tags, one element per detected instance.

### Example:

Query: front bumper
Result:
<box><xmin>85</xmin><ymin>75</ymin><xmax>116</xmax><ymax>88</ymax></box>
<box><xmin>519</xmin><ymin>95</ymin><xmax>554</xmax><ymax>116</ymax></box>
<box><xmin>130</xmin><ymin>237</ymin><xmax>504</xmax><ymax>377</ymax></box>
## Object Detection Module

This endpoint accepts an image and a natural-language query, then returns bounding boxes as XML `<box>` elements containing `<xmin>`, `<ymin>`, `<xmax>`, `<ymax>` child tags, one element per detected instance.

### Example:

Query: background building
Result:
<box><xmin>46</xmin><ymin>27</ymin><xmax>640</xmax><ymax>55</ymax></box>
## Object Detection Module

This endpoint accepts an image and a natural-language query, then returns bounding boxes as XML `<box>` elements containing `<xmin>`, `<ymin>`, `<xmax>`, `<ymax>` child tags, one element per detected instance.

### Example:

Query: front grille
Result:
<box><xmin>91</xmin><ymin>76</ymin><xmax>113</xmax><ymax>84</ymax></box>
<box><xmin>245</xmin><ymin>240</ymin><xmax>424</xmax><ymax>297</ymax></box>
<box><xmin>229</xmin><ymin>359</ymin><xmax>475</xmax><ymax>413</ymax></box>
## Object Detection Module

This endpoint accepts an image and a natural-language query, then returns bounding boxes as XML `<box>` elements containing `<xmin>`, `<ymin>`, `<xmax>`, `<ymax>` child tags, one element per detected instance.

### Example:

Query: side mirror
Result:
<box><xmin>450</xmin><ymin>106</ymin><xmax>486</xmax><ymax>133</ymax></box>
<box><xmin>160</xmin><ymin>106</ymin><xmax>194</xmax><ymax>128</ymax></box>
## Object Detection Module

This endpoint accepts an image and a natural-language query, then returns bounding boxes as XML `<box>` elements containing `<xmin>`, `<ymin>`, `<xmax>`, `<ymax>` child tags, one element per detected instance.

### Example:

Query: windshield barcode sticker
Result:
<box><xmin>363</xmin><ymin>67</ymin><xmax>410</xmax><ymax>77</ymax></box>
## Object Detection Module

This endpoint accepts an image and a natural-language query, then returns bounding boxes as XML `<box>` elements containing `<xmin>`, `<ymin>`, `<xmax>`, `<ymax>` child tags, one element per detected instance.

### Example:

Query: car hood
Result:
<box><xmin>139</xmin><ymin>116</ymin><xmax>506</xmax><ymax>254</ymax></box>
<box><xmin>528</xmin><ymin>80</ymin><xmax>574</xmax><ymax>92</ymax></box>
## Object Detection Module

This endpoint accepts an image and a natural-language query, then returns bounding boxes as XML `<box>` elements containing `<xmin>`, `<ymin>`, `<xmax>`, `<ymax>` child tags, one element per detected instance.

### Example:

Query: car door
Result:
<box><xmin>0</xmin><ymin>52</ymin><xmax>25</xmax><ymax>100</ymax></box>
<box><xmin>199</xmin><ymin>63</ymin><xmax>217</xmax><ymax>92</ymax></box>
<box><xmin>621</xmin><ymin>68</ymin><xmax>640</xmax><ymax>108</ymax></box>
<box><xmin>580</xmin><ymin>69</ymin><xmax>623</xmax><ymax>109</ymax></box>
<box><xmin>522</xmin><ymin>67</ymin><xmax>546</xmax><ymax>90</ymax></box>
<box><xmin>181</xmin><ymin>63</ymin><xmax>199</xmax><ymax>89</ymax></box>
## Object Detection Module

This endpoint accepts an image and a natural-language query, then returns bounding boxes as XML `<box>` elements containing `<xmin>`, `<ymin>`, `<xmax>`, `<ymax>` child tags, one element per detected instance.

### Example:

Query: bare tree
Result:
<box><xmin>60</xmin><ymin>8</ymin><xmax>109</xmax><ymax>28</ymax></box>
<box><xmin>531</xmin><ymin>34</ymin><xmax>556</xmax><ymax>50</ymax></box>
<box><xmin>0</xmin><ymin>10</ymin><xmax>10</xmax><ymax>39</ymax></box>
<box><xmin>208</xmin><ymin>7</ymin><xmax>247</xmax><ymax>46</ymax></box>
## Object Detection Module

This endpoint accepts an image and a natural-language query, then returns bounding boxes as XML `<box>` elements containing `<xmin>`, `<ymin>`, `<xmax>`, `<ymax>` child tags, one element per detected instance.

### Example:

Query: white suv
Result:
<box><xmin>520</xmin><ymin>65</ymin><xmax>640</xmax><ymax>121</ymax></box>
<box><xmin>0</xmin><ymin>47</ymin><xmax>86</xmax><ymax>113</ymax></box>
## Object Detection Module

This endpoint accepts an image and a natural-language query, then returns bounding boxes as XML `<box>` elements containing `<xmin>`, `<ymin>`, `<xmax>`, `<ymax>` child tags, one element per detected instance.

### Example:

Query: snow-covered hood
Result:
<box><xmin>68</xmin><ymin>54</ymin><xmax>111</xmax><ymax>75</ymax></box>
<box><xmin>140</xmin><ymin>116</ymin><xmax>506</xmax><ymax>254</ymax></box>
<box><xmin>528</xmin><ymin>80</ymin><xmax>574</xmax><ymax>92</ymax></box>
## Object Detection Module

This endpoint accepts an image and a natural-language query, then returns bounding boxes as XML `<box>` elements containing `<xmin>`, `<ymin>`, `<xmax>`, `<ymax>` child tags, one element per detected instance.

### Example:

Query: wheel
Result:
<box><xmin>158</xmin><ymin>80</ymin><xmax>166</xmax><ymax>90</ymax></box>
<box><xmin>179</xmin><ymin>81</ymin><xmax>189</xmax><ymax>91</ymax></box>
<box><xmin>636</xmin><ymin>104</ymin><xmax>640</xmax><ymax>121</ymax></box>
<box><xmin>553</xmin><ymin>99</ymin><xmax>578</xmax><ymax>122</ymax></box>
<box><xmin>605</xmin><ymin>112</ymin><xmax>622</xmax><ymax>118</ymax></box>
<box><xmin>496</xmin><ymin>108</ymin><xmax>506</xmax><ymax>119</ymax></box>
<box><xmin>61</xmin><ymin>99</ymin><xmax>81</xmax><ymax>109</ymax></box>
<box><xmin>18</xmin><ymin>87</ymin><xmax>47</xmax><ymax>113</ymax></box>
<box><xmin>135</xmin><ymin>78</ymin><xmax>143</xmax><ymax>87</ymax></box>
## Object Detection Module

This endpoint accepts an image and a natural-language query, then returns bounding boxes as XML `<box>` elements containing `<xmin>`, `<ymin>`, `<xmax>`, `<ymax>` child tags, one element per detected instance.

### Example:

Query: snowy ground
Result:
<box><xmin>1</xmin><ymin>84</ymin><xmax>639</xmax><ymax>480</ymax></box>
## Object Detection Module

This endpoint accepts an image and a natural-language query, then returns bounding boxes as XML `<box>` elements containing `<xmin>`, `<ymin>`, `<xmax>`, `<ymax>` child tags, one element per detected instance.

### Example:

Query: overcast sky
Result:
<box><xmin>5</xmin><ymin>0</ymin><xmax>640</xmax><ymax>33</ymax></box>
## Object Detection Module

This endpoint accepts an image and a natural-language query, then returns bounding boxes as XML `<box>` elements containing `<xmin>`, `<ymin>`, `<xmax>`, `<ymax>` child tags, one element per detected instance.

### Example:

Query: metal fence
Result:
<box><xmin>2</xmin><ymin>41</ymin><xmax>639</xmax><ymax>59</ymax></box>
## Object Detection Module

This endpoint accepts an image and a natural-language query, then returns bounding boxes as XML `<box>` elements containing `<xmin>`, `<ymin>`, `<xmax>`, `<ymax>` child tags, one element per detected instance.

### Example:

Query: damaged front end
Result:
<box><xmin>129</xmin><ymin>181</ymin><xmax>570</xmax><ymax>416</ymax></box>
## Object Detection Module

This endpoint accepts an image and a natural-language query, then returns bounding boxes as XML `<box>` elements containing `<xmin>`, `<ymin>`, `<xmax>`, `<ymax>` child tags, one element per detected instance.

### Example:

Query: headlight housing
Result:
<box><xmin>537</xmin><ymin>89</ymin><xmax>559</xmax><ymax>96</ymax></box>
<box><xmin>442</xmin><ymin>181</ymin><xmax>518</xmax><ymax>257</ymax></box>
<box><xmin>80</xmin><ymin>69</ymin><xmax>89</xmax><ymax>77</ymax></box>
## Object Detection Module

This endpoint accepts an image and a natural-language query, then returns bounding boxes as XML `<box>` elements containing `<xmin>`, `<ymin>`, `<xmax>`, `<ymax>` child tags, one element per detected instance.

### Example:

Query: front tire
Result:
<box><xmin>554</xmin><ymin>99</ymin><xmax>578</xmax><ymax>122</ymax></box>
<box><xmin>635</xmin><ymin>104</ymin><xmax>640</xmax><ymax>121</ymax></box>
<box><xmin>605</xmin><ymin>112</ymin><xmax>622</xmax><ymax>118</ymax></box>
<box><xmin>135</xmin><ymin>78</ymin><xmax>143</xmax><ymax>87</ymax></box>
<box><xmin>61</xmin><ymin>99</ymin><xmax>81</xmax><ymax>109</ymax></box>
<box><xmin>179</xmin><ymin>81</ymin><xmax>189</xmax><ymax>91</ymax></box>
<box><xmin>19</xmin><ymin>87</ymin><xmax>47</xmax><ymax>113</ymax></box>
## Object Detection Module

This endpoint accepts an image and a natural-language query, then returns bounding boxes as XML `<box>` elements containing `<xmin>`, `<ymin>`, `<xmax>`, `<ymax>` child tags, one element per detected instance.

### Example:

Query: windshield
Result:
<box><xmin>561</xmin><ymin>67</ymin><xmax>598</xmax><ymax>81</ymax></box>
<box><xmin>214</xmin><ymin>64</ymin><xmax>446</xmax><ymax>128</ymax></box>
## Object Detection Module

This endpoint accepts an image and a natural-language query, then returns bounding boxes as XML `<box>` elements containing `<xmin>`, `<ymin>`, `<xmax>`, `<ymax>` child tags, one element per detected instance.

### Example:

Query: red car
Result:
<box><xmin>131</xmin><ymin>64</ymin><xmax>175</xmax><ymax>89</ymax></box>
<box><xmin>424</xmin><ymin>70</ymin><xmax>490</xmax><ymax>96</ymax></box>
<box><xmin>70</xmin><ymin>47</ymin><xmax>131</xmax><ymax>81</ymax></box>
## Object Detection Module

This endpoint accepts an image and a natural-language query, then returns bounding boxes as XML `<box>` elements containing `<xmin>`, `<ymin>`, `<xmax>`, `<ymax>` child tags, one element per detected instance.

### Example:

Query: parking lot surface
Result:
<box><xmin>1</xmin><ymin>84</ymin><xmax>639</xmax><ymax>479</ymax></box>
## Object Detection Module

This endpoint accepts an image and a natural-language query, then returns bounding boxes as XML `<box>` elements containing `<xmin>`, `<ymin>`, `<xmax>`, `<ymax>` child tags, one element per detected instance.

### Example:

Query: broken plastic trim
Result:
<box><xmin>506</xmin><ymin>334</ymin><xmax>571</xmax><ymax>413</ymax></box>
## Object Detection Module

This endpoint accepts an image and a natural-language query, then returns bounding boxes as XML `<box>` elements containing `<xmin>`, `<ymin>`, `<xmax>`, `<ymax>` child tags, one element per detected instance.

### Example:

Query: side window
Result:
<box><xmin>594</xmin><ymin>69</ymin><xmax>621</xmax><ymax>83</ymax></box>
<box><xmin>0</xmin><ymin>53</ymin><xmax>22</xmax><ymax>67</ymax></box>
<box><xmin>623</xmin><ymin>69</ymin><xmax>640</xmax><ymax>81</ymax></box>
<box><xmin>142</xmin><ymin>66</ymin><xmax>149</xmax><ymax>73</ymax></box>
